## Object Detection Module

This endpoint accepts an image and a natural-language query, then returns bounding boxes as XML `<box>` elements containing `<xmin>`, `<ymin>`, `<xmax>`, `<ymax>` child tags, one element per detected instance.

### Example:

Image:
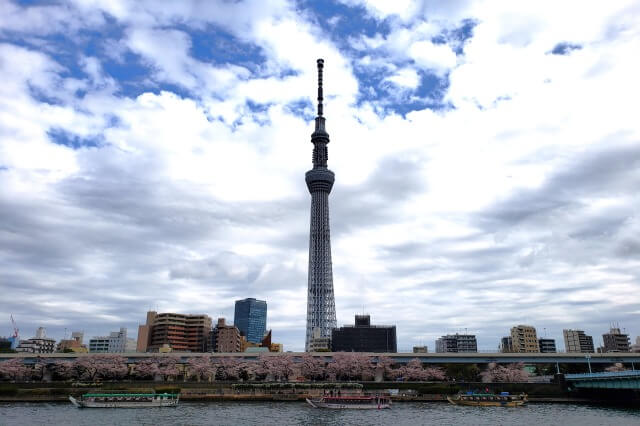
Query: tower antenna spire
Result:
<box><xmin>317</xmin><ymin>58</ymin><xmax>324</xmax><ymax>117</ymax></box>
<box><xmin>305</xmin><ymin>59</ymin><xmax>336</xmax><ymax>351</ymax></box>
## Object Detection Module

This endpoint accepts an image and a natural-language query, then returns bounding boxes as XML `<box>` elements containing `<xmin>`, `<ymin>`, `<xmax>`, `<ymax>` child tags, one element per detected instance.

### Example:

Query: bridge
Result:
<box><xmin>2</xmin><ymin>352</ymin><xmax>640</xmax><ymax>366</ymax></box>
<box><xmin>565</xmin><ymin>370</ymin><xmax>640</xmax><ymax>390</ymax></box>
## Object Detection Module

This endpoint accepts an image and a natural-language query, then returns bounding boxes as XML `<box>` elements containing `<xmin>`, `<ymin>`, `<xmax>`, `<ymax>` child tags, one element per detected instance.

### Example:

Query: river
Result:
<box><xmin>1</xmin><ymin>401</ymin><xmax>639</xmax><ymax>425</ymax></box>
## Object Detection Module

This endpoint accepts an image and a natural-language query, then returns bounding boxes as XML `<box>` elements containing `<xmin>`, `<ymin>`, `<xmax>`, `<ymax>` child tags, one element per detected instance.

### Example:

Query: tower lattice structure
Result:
<box><xmin>305</xmin><ymin>58</ymin><xmax>337</xmax><ymax>351</ymax></box>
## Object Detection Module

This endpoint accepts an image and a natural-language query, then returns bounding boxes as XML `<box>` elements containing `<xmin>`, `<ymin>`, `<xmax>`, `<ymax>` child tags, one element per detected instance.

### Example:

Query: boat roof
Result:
<box><xmin>83</xmin><ymin>393</ymin><xmax>178</xmax><ymax>397</ymax></box>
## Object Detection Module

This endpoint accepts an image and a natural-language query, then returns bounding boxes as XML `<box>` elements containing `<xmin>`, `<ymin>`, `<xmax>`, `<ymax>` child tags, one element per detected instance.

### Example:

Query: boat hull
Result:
<box><xmin>306</xmin><ymin>398</ymin><xmax>391</xmax><ymax>409</ymax></box>
<box><xmin>69</xmin><ymin>395</ymin><xmax>178</xmax><ymax>408</ymax></box>
<box><xmin>447</xmin><ymin>394</ymin><xmax>527</xmax><ymax>407</ymax></box>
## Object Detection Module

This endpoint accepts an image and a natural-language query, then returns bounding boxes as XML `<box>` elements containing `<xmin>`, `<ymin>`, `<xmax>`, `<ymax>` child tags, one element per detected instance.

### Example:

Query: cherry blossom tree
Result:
<box><xmin>376</xmin><ymin>355</ymin><xmax>397</xmax><ymax>381</ymax></box>
<box><xmin>481</xmin><ymin>362</ymin><xmax>529</xmax><ymax>383</ymax></box>
<box><xmin>424</xmin><ymin>366</ymin><xmax>446</xmax><ymax>381</ymax></box>
<box><xmin>327</xmin><ymin>353</ymin><xmax>374</xmax><ymax>381</ymax></box>
<box><xmin>131</xmin><ymin>358</ymin><xmax>160</xmax><ymax>380</ymax></box>
<box><xmin>257</xmin><ymin>354</ymin><xmax>295</xmax><ymax>381</ymax></box>
<box><xmin>73</xmin><ymin>355</ymin><xmax>128</xmax><ymax>381</ymax></box>
<box><xmin>213</xmin><ymin>357</ymin><xmax>240</xmax><ymax>381</ymax></box>
<box><xmin>51</xmin><ymin>360</ymin><xmax>76</xmax><ymax>381</ymax></box>
<box><xmin>187</xmin><ymin>356</ymin><xmax>214</xmax><ymax>382</ymax></box>
<box><xmin>299</xmin><ymin>353</ymin><xmax>326</xmax><ymax>381</ymax></box>
<box><xmin>156</xmin><ymin>357</ymin><xmax>180</xmax><ymax>381</ymax></box>
<box><xmin>0</xmin><ymin>359</ymin><xmax>30</xmax><ymax>381</ymax></box>
<box><xmin>237</xmin><ymin>360</ymin><xmax>258</xmax><ymax>381</ymax></box>
<box><xmin>399</xmin><ymin>359</ymin><xmax>445</xmax><ymax>381</ymax></box>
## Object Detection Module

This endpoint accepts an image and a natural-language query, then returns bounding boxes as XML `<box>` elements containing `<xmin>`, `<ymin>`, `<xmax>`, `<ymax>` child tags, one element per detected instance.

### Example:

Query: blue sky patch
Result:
<box><xmin>47</xmin><ymin>128</ymin><xmax>103</xmax><ymax>150</ymax></box>
<box><xmin>550</xmin><ymin>42</ymin><xmax>582</xmax><ymax>55</ymax></box>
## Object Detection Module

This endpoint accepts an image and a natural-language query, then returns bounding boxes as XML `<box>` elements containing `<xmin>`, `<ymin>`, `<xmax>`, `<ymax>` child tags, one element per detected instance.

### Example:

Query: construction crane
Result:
<box><xmin>8</xmin><ymin>315</ymin><xmax>19</xmax><ymax>349</ymax></box>
<box><xmin>10</xmin><ymin>315</ymin><xmax>19</xmax><ymax>338</ymax></box>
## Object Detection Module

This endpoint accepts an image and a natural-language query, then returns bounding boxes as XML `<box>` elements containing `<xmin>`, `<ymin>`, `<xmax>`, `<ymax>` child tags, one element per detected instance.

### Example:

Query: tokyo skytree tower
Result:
<box><xmin>305</xmin><ymin>59</ymin><xmax>337</xmax><ymax>351</ymax></box>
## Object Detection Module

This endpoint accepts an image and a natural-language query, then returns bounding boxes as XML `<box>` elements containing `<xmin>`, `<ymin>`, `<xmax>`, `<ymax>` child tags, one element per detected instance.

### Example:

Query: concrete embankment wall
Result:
<box><xmin>0</xmin><ymin>381</ymin><xmax>585</xmax><ymax>403</ymax></box>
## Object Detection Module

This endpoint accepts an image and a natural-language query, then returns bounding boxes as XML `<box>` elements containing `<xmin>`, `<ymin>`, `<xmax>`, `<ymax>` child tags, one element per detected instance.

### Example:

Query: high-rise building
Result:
<box><xmin>538</xmin><ymin>338</ymin><xmax>557</xmax><ymax>353</ymax></box>
<box><xmin>631</xmin><ymin>337</ymin><xmax>640</xmax><ymax>353</ymax></box>
<box><xmin>212</xmin><ymin>318</ymin><xmax>244</xmax><ymax>353</ymax></box>
<box><xmin>234</xmin><ymin>298</ymin><xmax>267</xmax><ymax>344</ymax></box>
<box><xmin>137</xmin><ymin>311</ymin><xmax>212</xmax><ymax>352</ymax></box>
<box><xmin>331</xmin><ymin>315</ymin><xmax>397</xmax><ymax>353</ymax></box>
<box><xmin>435</xmin><ymin>334</ymin><xmax>478</xmax><ymax>353</ymax></box>
<box><xmin>305</xmin><ymin>59</ymin><xmax>337</xmax><ymax>351</ymax></box>
<box><xmin>602</xmin><ymin>327</ymin><xmax>630</xmax><ymax>352</ymax></box>
<box><xmin>563</xmin><ymin>329</ymin><xmax>594</xmax><ymax>353</ymax></box>
<box><xmin>510</xmin><ymin>325</ymin><xmax>539</xmax><ymax>352</ymax></box>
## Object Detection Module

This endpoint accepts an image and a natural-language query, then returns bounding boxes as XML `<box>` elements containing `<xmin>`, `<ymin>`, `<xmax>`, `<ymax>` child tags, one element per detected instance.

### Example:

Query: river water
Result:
<box><xmin>1</xmin><ymin>402</ymin><xmax>639</xmax><ymax>425</ymax></box>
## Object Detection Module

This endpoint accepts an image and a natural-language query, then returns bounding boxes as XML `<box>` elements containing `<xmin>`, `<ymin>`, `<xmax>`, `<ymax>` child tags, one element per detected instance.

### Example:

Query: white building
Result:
<box><xmin>89</xmin><ymin>327</ymin><xmax>129</xmax><ymax>353</ymax></box>
<box><xmin>16</xmin><ymin>327</ymin><xmax>56</xmax><ymax>353</ymax></box>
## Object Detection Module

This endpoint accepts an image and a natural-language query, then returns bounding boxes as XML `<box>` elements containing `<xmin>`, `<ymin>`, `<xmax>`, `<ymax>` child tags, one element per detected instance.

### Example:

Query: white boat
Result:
<box><xmin>306</xmin><ymin>395</ymin><xmax>391</xmax><ymax>409</ymax></box>
<box><xmin>69</xmin><ymin>392</ymin><xmax>179</xmax><ymax>408</ymax></box>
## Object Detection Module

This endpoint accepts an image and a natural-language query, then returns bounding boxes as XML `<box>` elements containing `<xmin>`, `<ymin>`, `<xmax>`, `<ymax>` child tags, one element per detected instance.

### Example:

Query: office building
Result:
<box><xmin>89</xmin><ymin>337</ymin><xmax>110</xmax><ymax>353</ymax></box>
<box><xmin>631</xmin><ymin>337</ymin><xmax>640</xmax><ymax>353</ymax></box>
<box><xmin>137</xmin><ymin>311</ymin><xmax>212</xmax><ymax>352</ymax></box>
<box><xmin>538</xmin><ymin>338</ymin><xmax>557</xmax><ymax>353</ymax></box>
<box><xmin>602</xmin><ymin>327</ymin><xmax>630</xmax><ymax>352</ymax></box>
<box><xmin>510</xmin><ymin>325</ymin><xmax>539</xmax><ymax>353</ymax></box>
<box><xmin>435</xmin><ymin>334</ymin><xmax>477</xmax><ymax>353</ymax></box>
<box><xmin>413</xmin><ymin>346</ymin><xmax>428</xmax><ymax>353</ymax></box>
<box><xmin>305</xmin><ymin>59</ymin><xmax>338</xmax><ymax>351</ymax></box>
<box><xmin>331</xmin><ymin>314</ymin><xmax>397</xmax><ymax>352</ymax></box>
<box><xmin>234</xmin><ymin>298</ymin><xmax>267</xmax><ymax>344</ymax></box>
<box><xmin>563</xmin><ymin>329</ymin><xmax>594</xmax><ymax>353</ymax></box>
<box><xmin>88</xmin><ymin>327</ymin><xmax>129</xmax><ymax>353</ymax></box>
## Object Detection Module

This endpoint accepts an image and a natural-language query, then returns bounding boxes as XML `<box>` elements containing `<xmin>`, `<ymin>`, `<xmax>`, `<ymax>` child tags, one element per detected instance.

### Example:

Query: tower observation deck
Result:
<box><xmin>305</xmin><ymin>59</ymin><xmax>337</xmax><ymax>351</ymax></box>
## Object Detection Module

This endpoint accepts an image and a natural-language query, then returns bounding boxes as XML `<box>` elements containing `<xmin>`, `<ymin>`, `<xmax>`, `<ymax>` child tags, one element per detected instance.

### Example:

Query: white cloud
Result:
<box><xmin>384</xmin><ymin>67</ymin><xmax>420</xmax><ymax>89</ymax></box>
<box><xmin>408</xmin><ymin>39</ymin><xmax>457</xmax><ymax>75</ymax></box>
<box><xmin>1</xmin><ymin>0</ymin><xmax>639</xmax><ymax>352</ymax></box>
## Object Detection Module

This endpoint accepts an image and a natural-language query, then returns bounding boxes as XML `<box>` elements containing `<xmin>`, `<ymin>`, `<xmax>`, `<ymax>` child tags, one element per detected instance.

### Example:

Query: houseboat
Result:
<box><xmin>447</xmin><ymin>391</ymin><xmax>527</xmax><ymax>407</ymax></box>
<box><xmin>306</xmin><ymin>394</ymin><xmax>391</xmax><ymax>409</ymax></box>
<box><xmin>69</xmin><ymin>392</ymin><xmax>179</xmax><ymax>408</ymax></box>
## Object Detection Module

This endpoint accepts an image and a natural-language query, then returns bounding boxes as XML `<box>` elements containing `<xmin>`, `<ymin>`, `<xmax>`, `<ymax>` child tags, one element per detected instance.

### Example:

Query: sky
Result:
<box><xmin>1</xmin><ymin>0</ymin><xmax>639</xmax><ymax>352</ymax></box>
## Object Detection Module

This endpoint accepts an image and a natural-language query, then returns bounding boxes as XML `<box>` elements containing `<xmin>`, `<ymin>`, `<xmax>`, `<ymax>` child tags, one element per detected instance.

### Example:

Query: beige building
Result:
<box><xmin>137</xmin><ymin>311</ymin><xmax>212</xmax><ymax>352</ymax></box>
<box><xmin>563</xmin><ymin>329</ymin><xmax>595</xmax><ymax>353</ymax></box>
<box><xmin>308</xmin><ymin>327</ymin><xmax>331</xmax><ymax>352</ymax></box>
<box><xmin>213</xmin><ymin>318</ymin><xmax>244</xmax><ymax>353</ymax></box>
<box><xmin>510</xmin><ymin>325</ymin><xmax>539</xmax><ymax>353</ymax></box>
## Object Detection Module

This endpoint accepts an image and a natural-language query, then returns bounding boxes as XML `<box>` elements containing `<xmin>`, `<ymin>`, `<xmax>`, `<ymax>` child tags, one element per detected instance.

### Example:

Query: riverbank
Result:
<box><xmin>0</xmin><ymin>380</ymin><xmax>596</xmax><ymax>403</ymax></box>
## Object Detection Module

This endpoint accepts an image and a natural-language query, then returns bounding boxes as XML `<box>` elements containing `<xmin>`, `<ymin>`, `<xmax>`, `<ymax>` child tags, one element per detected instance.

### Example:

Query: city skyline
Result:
<box><xmin>1</xmin><ymin>1</ymin><xmax>639</xmax><ymax>352</ymax></box>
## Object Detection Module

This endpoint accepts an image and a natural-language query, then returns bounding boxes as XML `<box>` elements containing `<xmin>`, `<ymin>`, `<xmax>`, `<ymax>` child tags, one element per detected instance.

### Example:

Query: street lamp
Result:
<box><xmin>585</xmin><ymin>354</ymin><xmax>592</xmax><ymax>374</ymax></box>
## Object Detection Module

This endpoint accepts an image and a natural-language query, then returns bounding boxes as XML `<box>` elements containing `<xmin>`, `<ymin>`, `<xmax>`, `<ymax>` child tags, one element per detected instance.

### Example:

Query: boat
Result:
<box><xmin>69</xmin><ymin>392</ymin><xmax>179</xmax><ymax>408</ymax></box>
<box><xmin>306</xmin><ymin>394</ymin><xmax>391</xmax><ymax>409</ymax></box>
<box><xmin>447</xmin><ymin>391</ymin><xmax>527</xmax><ymax>407</ymax></box>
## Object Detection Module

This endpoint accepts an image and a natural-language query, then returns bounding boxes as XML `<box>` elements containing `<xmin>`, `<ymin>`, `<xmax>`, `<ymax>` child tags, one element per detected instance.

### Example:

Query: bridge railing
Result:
<box><xmin>565</xmin><ymin>370</ymin><xmax>640</xmax><ymax>380</ymax></box>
